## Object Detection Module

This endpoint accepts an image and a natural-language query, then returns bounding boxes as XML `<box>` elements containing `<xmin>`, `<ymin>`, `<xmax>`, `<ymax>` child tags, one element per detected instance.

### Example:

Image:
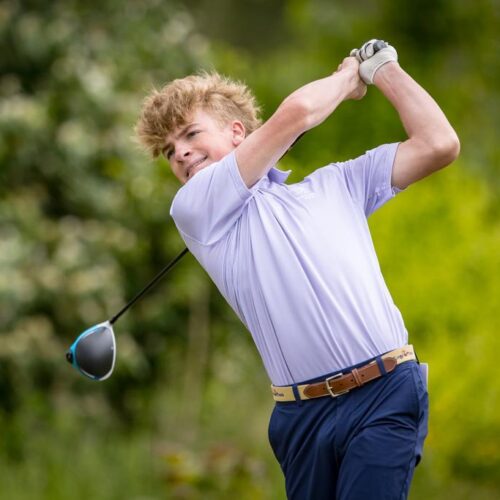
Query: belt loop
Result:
<box><xmin>292</xmin><ymin>384</ymin><xmax>303</xmax><ymax>406</ymax></box>
<box><xmin>376</xmin><ymin>356</ymin><xmax>387</xmax><ymax>376</ymax></box>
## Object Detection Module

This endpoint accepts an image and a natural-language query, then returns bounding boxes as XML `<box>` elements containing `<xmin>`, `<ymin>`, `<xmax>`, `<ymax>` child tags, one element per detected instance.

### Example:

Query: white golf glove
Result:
<box><xmin>350</xmin><ymin>39</ymin><xmax>398</xmax><ymax>85</ymax></box>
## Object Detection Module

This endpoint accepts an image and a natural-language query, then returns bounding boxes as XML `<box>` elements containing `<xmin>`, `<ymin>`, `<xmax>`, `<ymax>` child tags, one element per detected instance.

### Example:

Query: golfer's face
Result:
<box><xmin>163</xmin><ymin>109</ymin><xmax>244</xmax><ymax>184</ymax></box>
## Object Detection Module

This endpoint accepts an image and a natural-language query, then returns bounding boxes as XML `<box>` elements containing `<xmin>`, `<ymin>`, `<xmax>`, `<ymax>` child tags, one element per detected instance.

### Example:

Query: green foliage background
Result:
<box><xmin>0</xmin><ymin>0</ymin><xmax>498</xmax><ymax>498</ymax></box>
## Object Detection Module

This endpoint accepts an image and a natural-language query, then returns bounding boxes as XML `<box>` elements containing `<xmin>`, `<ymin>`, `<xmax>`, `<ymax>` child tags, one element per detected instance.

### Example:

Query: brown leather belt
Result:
<box><xmin>271</xmin><ymin>345</ymin><xmax>416</xmax><ymax>402</ymax></box>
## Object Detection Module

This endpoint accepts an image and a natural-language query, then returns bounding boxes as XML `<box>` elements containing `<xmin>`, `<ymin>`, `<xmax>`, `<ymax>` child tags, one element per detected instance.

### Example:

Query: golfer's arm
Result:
<box><xmin>373</xmin><ymin>63</ymin><xmax>460</xmax><ymax>190</ymax></box>
<box><xmin>235</xmin><ymin>68</ymin><xmax>357</xmax><ymax>188</ymax></box>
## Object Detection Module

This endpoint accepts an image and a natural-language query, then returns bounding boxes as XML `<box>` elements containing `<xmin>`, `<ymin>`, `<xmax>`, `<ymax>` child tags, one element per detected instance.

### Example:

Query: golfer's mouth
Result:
<box><xmin>187</xmin><ymin>156</ymin><xmax>208</xmax><ymax>179</ymax></box>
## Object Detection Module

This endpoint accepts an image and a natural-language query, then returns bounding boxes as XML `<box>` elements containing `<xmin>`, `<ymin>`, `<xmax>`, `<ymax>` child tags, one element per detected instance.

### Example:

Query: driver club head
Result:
<box><xmin>66</xmin><ymin>320</ymin><xmax>116</xmax><ymax>381</ymax></box>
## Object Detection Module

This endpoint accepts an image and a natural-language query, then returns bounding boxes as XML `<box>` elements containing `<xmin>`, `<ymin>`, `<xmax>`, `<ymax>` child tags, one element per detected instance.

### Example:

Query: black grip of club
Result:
<box><xmin>109</xmin><ymin>247</ymin><xmax>189</xmax><ymax>325</ymax></box>
<box><xmin>373</xmin><ymin>40</ymin><xmax>388</xmax><ymax>52</ymax></box>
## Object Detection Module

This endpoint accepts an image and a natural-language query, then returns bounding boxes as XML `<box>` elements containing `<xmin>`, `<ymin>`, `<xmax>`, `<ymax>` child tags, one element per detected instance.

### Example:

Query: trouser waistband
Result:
<box><xmin>271</xmin><ymin>345</ymin><xmax>416</xmax><ymax>402</ymax></box>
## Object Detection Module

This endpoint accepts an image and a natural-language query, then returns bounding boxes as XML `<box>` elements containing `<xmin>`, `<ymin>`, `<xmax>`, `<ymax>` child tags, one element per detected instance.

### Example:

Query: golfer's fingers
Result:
<box><xmin>358</xmin><ymin>38</ymin><xmax>384</xmax><ymax>61</ymax></box>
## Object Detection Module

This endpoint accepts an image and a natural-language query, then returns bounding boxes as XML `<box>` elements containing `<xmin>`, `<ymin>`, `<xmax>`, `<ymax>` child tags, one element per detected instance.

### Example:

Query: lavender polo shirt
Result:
<box><xmin>170</xmin><ymin>143</ymin><xmax>408</xmax><ymax>386</ymax></box>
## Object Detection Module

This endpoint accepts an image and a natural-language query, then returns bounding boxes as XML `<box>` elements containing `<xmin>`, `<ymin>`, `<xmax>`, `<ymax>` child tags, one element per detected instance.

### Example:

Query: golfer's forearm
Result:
<box><xmin>374</xmin><ymin>63</ymin><xmax>460</xmax><ymax>159</ymax></box>
<box><xmin>284</xmin><ymin>68</ymin><xmax>357</xmax><ymax>130</ymax></box>
<box><xmin>235</xmin><ymin>68</ymin><xmax>359</xmax><ymax>188</ymax></box>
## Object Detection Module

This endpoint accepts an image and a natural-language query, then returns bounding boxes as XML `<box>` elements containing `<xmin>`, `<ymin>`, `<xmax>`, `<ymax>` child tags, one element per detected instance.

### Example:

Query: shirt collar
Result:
<box><xmin>268</xmin><ymin>166</ymin><xmax>291</xmax><ymax>184</ymax></box>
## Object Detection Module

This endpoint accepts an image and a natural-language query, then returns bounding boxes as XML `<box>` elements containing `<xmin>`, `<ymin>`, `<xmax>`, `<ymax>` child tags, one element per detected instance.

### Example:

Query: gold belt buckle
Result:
<box><xmin>325</xmin><ymin>372</ymin><xmax>350</xmax><ymax>398</ymax></box>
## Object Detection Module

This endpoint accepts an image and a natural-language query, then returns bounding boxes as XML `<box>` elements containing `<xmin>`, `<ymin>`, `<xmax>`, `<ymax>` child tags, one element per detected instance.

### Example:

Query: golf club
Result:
<box><xmin>66</xmin><ymin>248</ymin><xmax>189</xmax><ymax>380</ymax></box>
<box><xmin>65</xmin><ymin>42</ymin><xmax>384</xmax><ymax>381</ymax></box>
<box><xmin>65</xmin><ymin>135</ymin><xmax>307</xmax><ymax>381</ymax></box>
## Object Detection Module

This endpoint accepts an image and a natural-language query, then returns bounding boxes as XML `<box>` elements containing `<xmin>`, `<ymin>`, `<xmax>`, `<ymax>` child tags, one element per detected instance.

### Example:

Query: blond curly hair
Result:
<box><xmin>135</xmin><ymin>71</ymin><xmax>262</xmax><ymax>158</ymax></box>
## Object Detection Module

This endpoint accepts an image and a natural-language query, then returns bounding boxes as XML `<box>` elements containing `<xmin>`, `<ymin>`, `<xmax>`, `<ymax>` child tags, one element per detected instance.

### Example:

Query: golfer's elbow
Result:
<box><xmin>279</xmin><ymin>95</ymin><xmax>314</xmax><ymax>134</ymax></box>
<box><xmin>413</xmin><ymin>126</ymin><xmax>460</xmax><ymax>171</ymax></box>
<box><xmin>430</xmin><ymin>131</ymin><xmax>461</xmax><ymax>168</ymax></box>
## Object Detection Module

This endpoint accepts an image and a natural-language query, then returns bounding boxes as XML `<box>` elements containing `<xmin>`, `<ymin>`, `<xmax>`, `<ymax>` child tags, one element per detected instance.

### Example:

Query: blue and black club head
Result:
<box><xmin>66</xmin><ymin>321</ymin><xmax>116</xmax><ymax>381</ymax></box>
<box><xmin>65</xmin><ymin>248</ymin><xmax>190</xmax><ymax>381</ymax></box>
<box><xmin>65</xmin><ymin>133</ymin><xmax>309</xmax><ymax>381</ymax></box>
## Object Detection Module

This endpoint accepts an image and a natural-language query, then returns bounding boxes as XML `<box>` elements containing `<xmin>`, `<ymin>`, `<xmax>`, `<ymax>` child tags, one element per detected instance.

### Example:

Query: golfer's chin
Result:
<box><xmin>185</xmin><ymin>161</ymin><xmax>213</xmax><ymax>183</ymax></box>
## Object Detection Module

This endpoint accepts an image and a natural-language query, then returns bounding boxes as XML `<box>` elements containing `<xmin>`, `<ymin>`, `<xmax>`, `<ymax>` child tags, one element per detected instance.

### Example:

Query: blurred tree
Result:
<box><xmin>0</xmin><ymin>0</ymin><xmax>213</xmax><ymax>428</ymax></box>
<box><xmin>0</xmin><ymin>0</ymin><xmax>498</xmax><ymax>498</ymax></box>
<box><xmin>183</xmin><ymin>0</ymin><xmax>290</xmax><ymax>52</ymax></box>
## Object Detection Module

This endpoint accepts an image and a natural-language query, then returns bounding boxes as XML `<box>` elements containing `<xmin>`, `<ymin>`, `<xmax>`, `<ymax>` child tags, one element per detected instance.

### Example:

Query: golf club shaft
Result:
<box><xmin>109</xmin><ymin>130</ymin><xmax>308</xmax><ymax>325</ymax></box>
<box><xmin>109</xmin><ymin>247</ymin><xmax>189</xmax><ymax>325</ymax></box>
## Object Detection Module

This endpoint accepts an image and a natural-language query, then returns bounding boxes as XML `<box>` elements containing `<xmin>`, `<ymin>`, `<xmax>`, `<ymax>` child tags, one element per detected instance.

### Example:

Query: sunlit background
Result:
<box><xmin>0</xmin><ymin>0</ymin><xmax>498</xmax><ymax>498</ymax></box>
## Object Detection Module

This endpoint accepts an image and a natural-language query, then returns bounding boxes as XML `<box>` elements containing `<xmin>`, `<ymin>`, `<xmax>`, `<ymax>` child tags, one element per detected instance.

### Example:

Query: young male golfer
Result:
<box><xmin>136</xmin><ymin>39</ymin><xmax>459</xmax><ymax>499</ymax></box>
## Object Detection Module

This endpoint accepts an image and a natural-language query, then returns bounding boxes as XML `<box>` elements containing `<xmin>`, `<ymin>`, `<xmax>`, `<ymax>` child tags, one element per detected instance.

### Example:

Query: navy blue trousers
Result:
<box><xmin>268</xmin><ymin>359</ymin><xmax>429</xmax><ymax>499</ymax></box>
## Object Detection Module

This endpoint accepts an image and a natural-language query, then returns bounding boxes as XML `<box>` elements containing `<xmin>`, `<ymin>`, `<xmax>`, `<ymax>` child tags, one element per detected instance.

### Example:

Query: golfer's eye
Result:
<box><xmin>165</xmin><ymin>148</ymin><xmax>174</xmax><ymax>159</ymax></box>
<box><xmin>187</xmin><ymin>130</ymin><xmax>199</xmax><ymax>139</ymax></box>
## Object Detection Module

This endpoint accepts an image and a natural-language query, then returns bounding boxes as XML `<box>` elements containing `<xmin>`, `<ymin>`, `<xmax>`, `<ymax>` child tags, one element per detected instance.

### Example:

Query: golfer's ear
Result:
<box><xmin>231</xmin><ymin>120</ymin><xmax>246</xmax><ymax>146</ymax></box>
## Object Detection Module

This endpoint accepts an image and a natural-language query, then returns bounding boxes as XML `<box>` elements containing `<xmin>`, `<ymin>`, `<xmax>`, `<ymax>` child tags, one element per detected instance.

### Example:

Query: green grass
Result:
<box><xmin>2</xmin><ymin>415</ymin><xmax>499</xmax><ymax>500</ymax></box>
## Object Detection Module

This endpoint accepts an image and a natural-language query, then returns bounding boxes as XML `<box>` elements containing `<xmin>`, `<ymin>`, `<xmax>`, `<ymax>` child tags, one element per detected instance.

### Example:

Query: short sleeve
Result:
<box><xmin>335</xmin><ymin>142</ymin><xmax>402</xmax><ymax>217</ymax></box>
<box><xmin>170</xmin><ymin>151</ymin><xmax>253</xmax><ymax>245</ymax></box>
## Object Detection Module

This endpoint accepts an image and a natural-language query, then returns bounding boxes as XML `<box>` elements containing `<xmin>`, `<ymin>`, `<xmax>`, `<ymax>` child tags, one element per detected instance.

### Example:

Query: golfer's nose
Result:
<box><xmin>174</xmin><ymin>143</ymin><xmax>191</xmax><ymax>162</ymax></box>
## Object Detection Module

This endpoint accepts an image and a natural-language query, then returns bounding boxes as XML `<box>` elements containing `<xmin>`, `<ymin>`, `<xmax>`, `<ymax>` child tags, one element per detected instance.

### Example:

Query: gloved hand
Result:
<box><xmin>350</xmin><ymin>39</ymin><xmax>398</xmax><ymax>85</ymax></box>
